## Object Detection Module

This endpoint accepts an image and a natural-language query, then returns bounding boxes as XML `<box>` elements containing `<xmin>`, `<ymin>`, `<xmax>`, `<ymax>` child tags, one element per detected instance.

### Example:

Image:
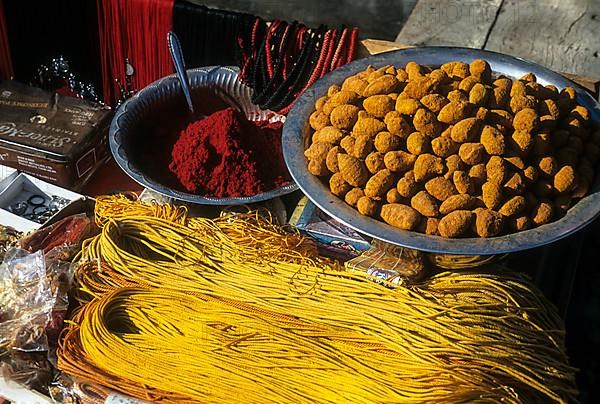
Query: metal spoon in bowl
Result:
<box><xmin>167</xmin><ymin>31</ymin><xmax>243</xmax><ymax>118</ymax></box>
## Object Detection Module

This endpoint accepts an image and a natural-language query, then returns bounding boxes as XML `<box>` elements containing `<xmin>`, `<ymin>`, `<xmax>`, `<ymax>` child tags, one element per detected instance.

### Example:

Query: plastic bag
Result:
<box><xmin>50</xmin><ymin>373</ymin><xmax>151</xmax><ymax>404</ymax></box>
<box><xmin>0</xmin><ymin>249</ymin><xmax>54</xmax><ymax>355</ymax></box>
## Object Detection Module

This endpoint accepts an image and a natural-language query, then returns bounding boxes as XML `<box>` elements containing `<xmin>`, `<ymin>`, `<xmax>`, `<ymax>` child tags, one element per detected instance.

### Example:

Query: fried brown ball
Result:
<box><xmin>337</xmin><ymin>153</ymin><xmax>369</xmax><ymax>187</ymax></box>
<box><xmin>504</xmin><ymin>172</ymin><xmax>526</xmax><ymax>195</ymax></box>
<box><xmin>539</xmin><ymin>99</ymin><xmax>560</xmax><ymax>120</ymax></box>
<box><xmin>414</xmin><ymin>153</ymin><xmax>445</xmax><ymax>182</ymax></box>
<box><xmin>305</xmin><ymin>141</ymin><xmax>333</xmax><ymax>176</ymax></box>
<box><xmin>459</xmin><ymin>76</ymin><xmax>480</xmax><ymax>92</ymax></box>
<box><xmin>395</xmin><ymin>98</ymin><xmax>422</xmax><ymax>115</ymax></box>
<box><xmin>326</xmin><ymin>146</ymin><xmax>343</xmax><ymax>173</ymax></box>
<box><xmin>513</xmin><ymin>108</ymin><xmax>539</xmax><ymax>132</ymax></box>
<box><xmin>432</xmin><ymin>136</ymin><xmax>459</xmax><ymax>158</ymax></box>
<box><xmin>313</xmin><ymin>126</ymin><xmax>344</xmax><ymax>144</ymax></box>
<box><xmin>469</xmin><ymin>59</ymin><xmax>492</xmax><ymax>83</ymax></box>
<box><xmin>406</xmin><ymin>132</ymin><xmax>431</xmax><ymax>155</ymax></box>
<box><xmin>310</xmin><ymin>110</ymin><xmax>331</xmax><ymax>131</ymax></box>
<box><xmin>329</xmin><ymin>173</ymin><xmax>352</xmax><ymax>197</ymax></box>
<box><xmin>386</xmin><ymin>188</ymin><xmax>404</xmax><ymax>204</ymax></box>
<box><xmin>374</xmin><ymin>131</ymin><xmax>402</xmax><ymax>153</ymax></box>
<box><xmin>330</xmin><ymin>104</ymin><xmax>360</xmax><ymax>130</ymax></box>
<box><xmin>488</xmin><ymin>109</ymin><xmax>514</xmax><ymax>129</ymax></box>
<box><xmin>453</xmin><ymin>171</ymin><xmax>473</xmax><ymax>194</ymax></box>
<box><xmin>446</xmin><ymin>154</ymin><xmax>467</xmax><ymax>176</ymax></box>
<box><xmin>404</xmin><ymin>76</ymin><xmax>441</xmax><ymax>99</ymax></box>
<box><xmin>537</xmin><ymin>156</ymin><xmax>558</xmax><ymax>177</ymax></box>
<box><xmin>380</xmin><ymin>203</ymin><xmax>421</xmax><ymax>230</ymax></box>
<box><xmin>504</xmin><ymin>154</ymin><xmax>526</xmax><ymax>170</ymax></box>
<box><xmin>425</xmin><ymin>176</ymin><xmax>458</xmax><ymax>201</ymax></box>
<box><xmin>439</xmin><ymin>194</ymin><xmax>474</xmax><ymax>215</ymax></box>
<box><xmin>459</xmin><ymin>143</ymin><xmax>486</xmax><ymax>165</ymax></box>
<box><xmin>328</xmin><ymin>90</ymin><xmax>360</xmax><ymax>107</ymax></box>
<box><xmin>420</xmin><ymin>94</ymin><xmax>449</xmax><ymax>113</ymax></box>
<box><xmin>482</xmin><ymin>181</ymin><xmax>503</xmax><ymax>210</ymax></box>
<box><xmin>531</xmin><ymin>201</ymin><xmax>554</xmax><ymax>226</ymax></box>
<box><xmin>498</xmin><ymin>196</ymin><xmax>526</xmax><ymax>217</ymax></box>
<box><xmin>363</xmin><ymin>75</ymin><xmax>401</xmax><ymax>97</ymax></box>
<box><xmin>493</xmin><ymin>77</ymin><xmax>512</xmax><ymax>92</ymax></box>
<box><xmin>344</xmin><ymin>188</ymin><xmax>365</xmax><ymax>207</ymax></box>
<box><xmin>509</xmin><ymin>215</ymin><xmax>531</xmax><ymax>232</ymax></box>
<box><xmin>438</xmin><ymin>101</ymin><xmax>472</xmax><ymax>124</ymax></box>
<box><xmin>413</xmin><ymin>108</ymin><xmax>442</xmax><ymax>137</ymax></box>
<box><xmin>384</xmin><ymin>111</ymin><xmax>412</xmax><ymax>138</ymax></box>
<box><xmin>509</xmin><ymin>95</ymin><xmax>537</xmax><ymax>114</ymax></box>
<box><xmin>523</xmin><ymin>165</ymin><xmax>539</xmax><ymax>185</ymax></box>
<box><xmin>384</xmin><ymin>151</ymin><xmax>417</xmax><ymax>173</ymax></box>
<box><xmin>554</xmin><ymin>165</ymin><xmax>577</xmax><ymax>193</ymax></box>
<box><xmin>438</xmin><ymin>210</ymin><xmax>474</xmax><ymax>238</ymax></box>
<box><xmin>489</xmin><ymin>87</ymin><xmax>510</xmax><ymax>109</ymax></box>
<box><xmin>469</xmin><ymin>164</ymin><xmax>488</xmax><ymax>187</ymax></box>
<box><xmin>340</xmin><ymin>135</ymin><xmax>356</xmax><ymax>154</ymax></box>
<box><xmin>450</xmin><ymin>117</ymin><xmax>482</xmax><ymax>143</ymax></box>
<box><xmin>447</xmin><ymin>89</ymin><xmax>468</xmax><ymax>103</ymax></box>
<box><xmin>411</xmin><ymin>190</ymin><xmax>440</xmax><ymax>217</ymax></box>
<box><xmin>365</xmin><ymin>169</ymin><xmax>396</xmax><ymax>198</ymax></box>
<box><xmin>480</xmin><ymin>125</ymin><xmax>505</xmax><ymax>155</ymax></box>
<box><xmin>475</xmin><ymin>106</ymin><xmax>490</xmax><ymax>121</ymax></box>
<box><xmin>510</xmin><ymin>80</ymin><xmax>527</xmax><ymax>98</ymax></box>
<box><xmin>315</xmin><ymin>96</ymin><xmax>328</xmax><ymax>111</ymax></box>
<box><xmin>357</xmin><ymin>196</ymin><xmax>380</xmax><ymax>217</ymax></box>
<box><xmin>418</xmin><ymin>217</ymin><xmax>440</xmax><ymax>235</ymax></box>
<box><xmin>474</xmin><ymin>208</ymin><xmax>504</xmax><ymax>237</ymax></box>
<box><xmin>469</xmin><ymin>83</ymin><xmax>490</xmax><ymax>106</ymax></box>
<box><xmin>351</xmin><ymin>135</ymin><xmax>374</xmax><ymax>159</ymax></box>
<box><xmin>396</xmin><ymin>68</ymin><xmax>409</xmax><ymax>82</ymax></box>
<box><xmin>353</xmin><ymin>117</ymin><xmax>387</xmax><ymax>138</ymax></box>
<box><xmin>510</xmin><ymin>131</ymin><xmax>533</xmax><ymax>156</ymax></box>
<box><xmin>397</xmin><ymin>171</ymin><xmax>419</xmax><ymax>198</ymax></box>
<box><xmin>362</xmin><ymin>95</ymin><xmax>394</xmax><ymax>118</ymax></box>
<box><xmin>342</xmin><ymin>76</ymin><xmax>368</xmax><ymax>95</ymax></box>
<box><xmin>405</xmin><ymin>62</ymin><xmax>423</xmax><ymax>80</ymax></box>
<box><xmin>365</xmin><ymin>151</ymin><xmax>386</xmax><ymax>174</ymax></box>
<box><xmin>486</xmin><ymin>156</ymin><xmax>508</xmax><ymax>184</ymax></box>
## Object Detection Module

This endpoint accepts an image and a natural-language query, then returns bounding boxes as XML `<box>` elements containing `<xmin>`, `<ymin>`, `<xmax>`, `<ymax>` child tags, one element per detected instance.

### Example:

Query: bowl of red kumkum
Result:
<box><xmin>109</xmin><ymin>66</ymin><xmax>298</xmax><ymax>205</ymax></box>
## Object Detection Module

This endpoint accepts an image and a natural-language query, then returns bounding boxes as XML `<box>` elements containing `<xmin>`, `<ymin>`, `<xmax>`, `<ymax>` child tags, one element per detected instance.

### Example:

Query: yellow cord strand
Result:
<box><xmin>57</xmin><ymin>195</ymin><xmax>578</xmax><ymax>403</ymax></box>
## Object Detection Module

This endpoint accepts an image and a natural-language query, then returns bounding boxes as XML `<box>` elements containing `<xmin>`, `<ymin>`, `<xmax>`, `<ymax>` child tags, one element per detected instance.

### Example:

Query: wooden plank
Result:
<box><xmin>395</xmin><ymin>0</ymin><xmax>503</xmax><ymax>48</ymax></box>
<box><xmin>359</xmin><ymin>38</ymin><xmax>600</xmax><ymax>98</ymax></box>
<box><xmin>356</xmin><ymin>39</ymin><xmax>413</xmax><ymax>59</ymax></box>
<box><xmin>485</xmin><ymin>0</ymin><xmax>600</xmax><ymax>77</ymax></box>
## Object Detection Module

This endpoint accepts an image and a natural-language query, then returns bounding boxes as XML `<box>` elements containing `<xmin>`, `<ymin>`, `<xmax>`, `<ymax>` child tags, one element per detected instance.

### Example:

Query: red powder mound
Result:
<box><xmin>169</xmin><ymin>107</ymin><xmax>290</xmax><ymax>198</ymax></box>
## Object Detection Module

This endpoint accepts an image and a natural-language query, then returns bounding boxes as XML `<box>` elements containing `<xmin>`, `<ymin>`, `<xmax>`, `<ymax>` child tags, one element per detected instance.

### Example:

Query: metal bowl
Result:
<box><xmin>283</xmin><ymin>47</ymin><xmax>600</xmax><ymax>254</ymax></box>
<box><xmin>110</xmin><ymin>66</ymin><xmax>298</xmax><ymax>205</ymax></box>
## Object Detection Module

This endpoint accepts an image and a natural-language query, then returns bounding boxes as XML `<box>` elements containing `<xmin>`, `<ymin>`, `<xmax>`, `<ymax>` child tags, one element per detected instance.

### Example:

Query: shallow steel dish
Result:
<box><xmin>110</xmin><ymin>66</ymin><xmax>298</xmax><ymax>205</ymax></box>
<box><xmin>282</xmin><ymin>47</ymin><xmax>600</xmax><ymax>254</ymax></box>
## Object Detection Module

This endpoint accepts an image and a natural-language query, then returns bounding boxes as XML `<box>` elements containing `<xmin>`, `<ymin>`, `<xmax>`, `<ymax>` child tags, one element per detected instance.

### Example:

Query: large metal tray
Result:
<box><xmin>110</xmin><ymin>66</ymin><xmax>298</xmax><ymax>205</ymax></box>
<box><xmin>282</xmin><ymin>47</ymin><xmax>600</xmax><ymax>254</ymax></box>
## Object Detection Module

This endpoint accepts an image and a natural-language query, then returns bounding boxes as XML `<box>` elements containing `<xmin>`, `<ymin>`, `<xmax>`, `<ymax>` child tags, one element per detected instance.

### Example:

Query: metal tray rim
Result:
<box><xmin>109</xmin><ymin>65</ymin><xmax>299</xmax><ymax>206</ymax></box>
<box><xmin>282</xmin><ymin>46</ymin><xmax>600</xmax><ymax>254</ymax></box>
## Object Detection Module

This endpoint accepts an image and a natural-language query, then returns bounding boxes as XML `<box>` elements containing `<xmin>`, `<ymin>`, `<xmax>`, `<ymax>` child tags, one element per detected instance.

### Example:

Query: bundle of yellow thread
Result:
<box><xmin>57</xmin><ymin>195</ymin><xmax>578</xmax><ymax>403</ymax></box>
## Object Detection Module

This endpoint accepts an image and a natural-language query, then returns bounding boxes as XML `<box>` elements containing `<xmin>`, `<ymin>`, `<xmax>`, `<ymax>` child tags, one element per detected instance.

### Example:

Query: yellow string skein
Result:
<box><xmin>58</xmin><ymin>195</ymin><xmax>578</xmax><ymax>403</ymax></box>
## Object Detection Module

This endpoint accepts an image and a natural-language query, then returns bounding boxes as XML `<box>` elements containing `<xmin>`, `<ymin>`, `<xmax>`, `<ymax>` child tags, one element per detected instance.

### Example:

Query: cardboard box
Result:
<box><xmin>0</xmin><ymin>80</ymin><xmax>112</xmax><ymax>189</ymax></box>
